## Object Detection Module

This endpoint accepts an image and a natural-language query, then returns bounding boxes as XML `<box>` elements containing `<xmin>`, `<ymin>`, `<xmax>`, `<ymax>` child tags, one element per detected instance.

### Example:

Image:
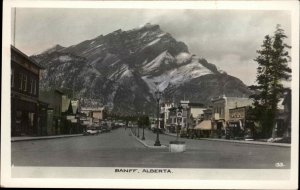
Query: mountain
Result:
<box><xmin>31</xmin><ymin>23</ymin><xmax>252</xmax><ymax>115</ymax></box>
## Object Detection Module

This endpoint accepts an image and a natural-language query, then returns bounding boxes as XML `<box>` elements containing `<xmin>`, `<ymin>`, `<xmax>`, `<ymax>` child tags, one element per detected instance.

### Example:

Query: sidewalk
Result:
<box><xmin>130</xmin><ymin>129</ymin><xmax>167</xmax><ymax>149</ymax></box>
<box><xmin>11</xmin><ymin>134</ymin><xmax>83</xmax><ymax>142</ymax></box>
<box><xmin>164</xmin><ymin>132</ymin><xmax>291</xmax><ymax>147</ymax></box>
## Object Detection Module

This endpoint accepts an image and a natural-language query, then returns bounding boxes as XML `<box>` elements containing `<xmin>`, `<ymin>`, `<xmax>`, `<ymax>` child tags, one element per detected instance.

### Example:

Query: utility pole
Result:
<box><xmin>13</xmin><ymin>8</ymin><xmax>17</xmax><ymax>46</ymax></box>
<box><xmin>72</xmin><ymin>80</ymin><xmax>75</xmax><ymax>99</ymax></box>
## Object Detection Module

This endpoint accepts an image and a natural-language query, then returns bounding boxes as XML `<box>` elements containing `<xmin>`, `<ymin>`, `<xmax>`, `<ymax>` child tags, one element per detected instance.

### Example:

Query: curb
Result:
<box><xmin>130</xmin><ymin>130</ymin><xmax>167</xmax><ymax>149</ymax></box>
<box><xmin>163</xmin><ymin>133</ymin><xmax>290</xmax><ymax>147</ymax></box>
<box><xmin>164</xmin><ymin>132</ymin><xmax>177</xmax><ymax>137</ymax></box>
<box><xmin>11</xmin><ymin>134</ymin><xmax>83</xmax><ymax>142</ymax></box>
<box><xmin>200</xmin><ymin>138</ymin><xmax>291</xmax><ymax>147</ymax></box>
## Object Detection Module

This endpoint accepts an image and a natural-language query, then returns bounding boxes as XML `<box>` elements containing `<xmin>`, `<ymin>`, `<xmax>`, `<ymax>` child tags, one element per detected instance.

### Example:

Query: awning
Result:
<box><xmin>194</xmin><ymin>120</ymin><xmax>212</xmax><ymax>130</ymax></box>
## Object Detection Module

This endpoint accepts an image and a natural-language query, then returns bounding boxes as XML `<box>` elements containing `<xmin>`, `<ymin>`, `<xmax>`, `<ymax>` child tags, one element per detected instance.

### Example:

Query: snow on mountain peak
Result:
<box><xmin>41</xmin><ymin>44</ymin><xmax>65</xmax><ymax>55</ymax></box>
<box><xmin>58</xmin><ymin>55</ymin><xmax>72</xmax><ymax>62</ymax></box>
<box><xmin>142</xmin><ymin>56</ymin><xmax>213</xmax><ymax>93</ymax></box>
<box><xmin>176</xmin><ymin>52</ymin><xmax>192</xmax><ymax>65</ymax></box>
<box><xmin>143</xmin><ymin>50</ymin><xmax>167</xmax><ymax>70</ymax></box>
<box><xmin>146</xmin><ymin>38</ymin><xmax>161</xmax><ymax>47</ymax></box>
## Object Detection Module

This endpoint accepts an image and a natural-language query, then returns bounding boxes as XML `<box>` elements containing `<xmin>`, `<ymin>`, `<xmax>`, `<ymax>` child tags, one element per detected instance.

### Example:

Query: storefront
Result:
<box><xmin>228</xmin><ymin>106</ymin><xmax>255</xmax><ymax>139</ymax></box>
<box><xmin>38</xmin><ymin>101</ymin><xmax>48</xmax><ymax>136</ymax></box>
<box><xmin>11</xmin><ymin>96</ymin><xmax>38</xmax><ymax>136</ymax></box>
<box><xmin>193</xmin><ymin>120</ymin><xmax>212</xmax><ymax>138</ymax></box>
<box><xmin>227</xmin><ymin>120</ymin><xmax>243</xmax><ymax>139</ymax></box>
<box><xmin>11</xmin><ymin>45</ymin><xmax>44</xmax><ymax>137</ymax></box>
<box><xmin>212</xmin><ymin>119</ymin><xmax>226</xmax><ymax>138</ymax></box>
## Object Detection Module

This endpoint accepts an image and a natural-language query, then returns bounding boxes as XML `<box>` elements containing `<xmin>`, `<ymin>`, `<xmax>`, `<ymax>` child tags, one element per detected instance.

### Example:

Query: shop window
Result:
<box><xmin>33</xmin><ymin>80</ymin><xmax>37</xmax><ymax>95</ymax></box>
<box><xmin>30</xmin><ymin>78</ymin><xmax>33</xmax><ymax>94</ymax></box>
<box><xmin>15</xmin><ymin>111</ymin><xmax>22</xmax><ymax>135</ymax></box>
<box><xmin>16</xmin><ymin>111</ymin><xmax>22</xmax><ymax>124</ymax></box>
<box><xmin>19</xmin><ymin>73</ymin><xmax>23</xmax><ymax>90</ymax></box>
<box><xmin>28</xmin><ymin>113</ymin><xmax>35</xmax><ymax>127</ymax></box>
<box><xmin>11</xmin><ymin>68</ymin><xmax>14</xmax><ymax>88</ymax></box>
<box><xmin>23</xmin><ymin>74</ymin><xmax>27</xmax><ymax>91</ymax></box>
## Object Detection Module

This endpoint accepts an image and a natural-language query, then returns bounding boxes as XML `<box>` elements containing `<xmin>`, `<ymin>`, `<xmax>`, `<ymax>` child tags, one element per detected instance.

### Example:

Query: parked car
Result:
<box><xmin>152</xmin><ymin>127</ymin><xmax>165</xmax><ymax>134</ymax></box>
<box><xmin>84</xmin><ymin>129</ymin><xmax>99</xmax><ymax>135</ymax></box>
<box><xmin>100</xmin><ymin>123</ymin><xmax>111</xmax><ymax>133</ymax></box>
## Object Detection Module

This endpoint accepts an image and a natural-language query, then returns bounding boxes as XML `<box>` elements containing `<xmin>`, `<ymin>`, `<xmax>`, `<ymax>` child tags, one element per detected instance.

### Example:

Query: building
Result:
<box><xmin>202</xmin><ymin>108</ymin><xmax>213</xmax><ymax>120</ymax></box>
<box><xmin>61</xmin><ymin>95</ymin><xmax>71</xmax><ymax>113</ymax></box>
<box><xmin>188</xmin><ymin>102</ymin><xmax>206</xmax><ymax>126</ymax></box>
<box><xmin>274</xmin><ymin>89</ymin><xmax>291</xmax><ymax>139</ymax></box>
<box><xmin>193</xmin><ymin>120</ymin><xmax>213</xmax><ymax>138</ymax></box>
<box><xmin>80</xmin><ymin>107</ymin><xmax>105</xmax><ymax>125</ymax></box>
<box><xmin>167</xmin><ymin>106</ymin><xmax>178</xmax><ymax>133</ymax></box>
<box><xmin>62</xmin><ymin>98</ymin><xmax>84</xmax><ymax>134</ymax></box>
<box><xmin>211</xmin><ymin>95</ymin><xmax>253</xmax><ymax>138</ymax></box>
<box><xmin>228</xmin><ymin>106</ymin><xmax>255</xmax><ymax>139</ymax></box>
<box><xmin>39</xmin><ymin>89</ymin><xmax>65</xmax><ymax>135</ymax></box>
<box><xmin>160</xmin><ymin>102</ymin><xmax>174</xmax><ymax>130</ymax></box>
<box><xmin>11</xmin><ymin>45</ymin><xmax>45</xmax><ymax>136</ymax></box>
<box><xmin>281</xmin><ymin>89</ymin><xmax>291</xmax><ymax>138</ymax></box>
<box><xmin>38</xmin><ymin>100</ymin><xmax>49</xmax><ymax>136</ymax></box>
<box><xmin>180</xmin><ymin>100</ymin><xmax>190</xmax><ymax>130</ymax></box>
<box><xmin>165</xmin><ymin>101</ymin><xmax>207</xmax><ymax>134</ymax></box>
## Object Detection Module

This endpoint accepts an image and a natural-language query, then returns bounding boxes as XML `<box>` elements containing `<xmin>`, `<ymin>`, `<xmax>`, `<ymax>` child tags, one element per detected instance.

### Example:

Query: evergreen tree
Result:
<box><xmin>249</xmin><ymin>25</ymin><xmax>291</xmax><ymax>138</ymax></box>
<box><xmin>66</xmin><ymin>100</ymin><xmax>73</xmax><ymax>115</ymax></box>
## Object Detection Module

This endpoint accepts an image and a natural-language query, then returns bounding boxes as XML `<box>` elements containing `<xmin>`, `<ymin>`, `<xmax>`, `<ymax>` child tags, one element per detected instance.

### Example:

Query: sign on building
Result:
<box><xmin>177</xmin><ymin>112</ymin><xmax>182</xmax><ymax>118</ymax></box>
<box><xmin>67</xmin><ymin>115</ymin><xmax>75</xmax><ymax>120</ymax></box>
<box><xmin>214</xmin><ymin>113</ymin><xmax>220</xmax><ymax>120</ymax></box>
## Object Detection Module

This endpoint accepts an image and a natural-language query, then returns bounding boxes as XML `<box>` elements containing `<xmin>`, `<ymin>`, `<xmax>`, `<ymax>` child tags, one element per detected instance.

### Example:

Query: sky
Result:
<box><xmin>13</xmin><ymin>8</ymin><xmax>291</xmax><ymax>86</ymax></box>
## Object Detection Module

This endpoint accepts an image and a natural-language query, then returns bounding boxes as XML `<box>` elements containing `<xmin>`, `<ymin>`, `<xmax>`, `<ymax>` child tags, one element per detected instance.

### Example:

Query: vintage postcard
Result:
<box><xmin>1</xmin><ymin>0</ymin><xmax>299</xmax><ymax>189</ymax></box>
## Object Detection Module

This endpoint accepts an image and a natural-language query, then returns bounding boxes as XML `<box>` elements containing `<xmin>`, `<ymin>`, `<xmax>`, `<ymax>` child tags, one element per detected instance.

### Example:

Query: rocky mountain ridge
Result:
<box><xmin>31</xmin><ymin>23</ymin><xmax>251</xmax><ymax>114</ymax></box>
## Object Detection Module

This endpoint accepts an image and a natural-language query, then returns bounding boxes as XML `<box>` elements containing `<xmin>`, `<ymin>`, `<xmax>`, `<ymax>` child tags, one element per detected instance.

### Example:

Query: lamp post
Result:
<box><xmin>154</xmin><ymin>88</ymin><xmax>162</xmax><ymax>146</ymax></box>
<box><xmin>141</xmin><ymin>115</ymin><xmax>147</xmax><ymax>140</ymax></box>
<box><xmin>137</xmin><ymin>116</ymin><xmax>140</xmax><ymax>138</ymax></box>
<box><xmin>176</xmin><ymin>106</ymin><xmax>183</xmax><ymax>141</ymax></box>
<box><xmin>142</xmin><ymin>124</ymin><xmax>145</xmax><ymax>140</ymax></box>
<box><xmin>75</xmin><ymin>112</ymin><xmax>80</xmax><ymax>134</ymax></box>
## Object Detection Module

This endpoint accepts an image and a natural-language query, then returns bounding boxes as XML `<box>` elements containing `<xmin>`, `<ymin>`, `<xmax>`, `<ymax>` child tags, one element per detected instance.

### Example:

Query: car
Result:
<box><xmin>152</xmin><ymin>127</ymin><xmax>165</xmax><ymax>134</ymax></box>
<box><xmin>100</xmin><ymin>123</ymin><xmax>111</xmax><ymax>133</ymax></box>
<box><xmin>84</xmin><ymin>129</ymin><xmax>99</xmax><ymax>135</ymax></box>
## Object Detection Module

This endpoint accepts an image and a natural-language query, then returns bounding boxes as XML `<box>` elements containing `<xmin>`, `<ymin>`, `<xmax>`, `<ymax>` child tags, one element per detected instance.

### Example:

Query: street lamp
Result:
<box><xmin>137</xmin><ymin>116</ymin><xmax>140</xmax><ymax>138</ymax></box>
<box><xmin>176</xmin><ymin>106</ymin><xmax>183</xmax><ymax>141</ymax></box>
<box><xmin>154</xmin><ymin>88</ymin><xmax>162</xmax><ymax>146</ymax></box>
<box><xmin>141</xmin><ymin>115</ymin><xmax>147</xmax><ymax>140</ymax></box>
<box><xmin>142</xmin><ymin>119</ymin><xmax>145</xmax><ymax>140</ymax></box>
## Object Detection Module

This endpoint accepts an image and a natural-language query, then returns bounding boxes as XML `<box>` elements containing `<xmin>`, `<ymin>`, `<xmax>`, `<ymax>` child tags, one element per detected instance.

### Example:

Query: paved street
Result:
<box><xmin>11</xmin><ymin>128</ymin><xmax>290</xmax><ymax>168</ymax></box>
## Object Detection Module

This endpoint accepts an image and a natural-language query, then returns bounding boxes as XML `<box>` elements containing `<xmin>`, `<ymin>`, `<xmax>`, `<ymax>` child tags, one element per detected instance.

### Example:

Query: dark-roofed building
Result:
<box><xmin>228</xmin><ymin>106</ymin><xmax>255</xmax><ymax>139</ymax></box>
<box><xmin>39</xmin><ymin>89</ymin><xmax>65</xmax><ymax>135</ymax></box>
<box><xmin>11</xmin><ymin>45</ymin><xmax>45</xmax><ymax>136</ymax></box>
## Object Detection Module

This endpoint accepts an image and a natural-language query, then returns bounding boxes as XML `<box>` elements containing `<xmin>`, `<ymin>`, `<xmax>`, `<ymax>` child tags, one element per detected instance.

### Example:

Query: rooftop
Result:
<box><xmin>11</xmin><ymin>45</ymin><xmax>44</xmax><ymax>69</ymax></box>
<box><xmin>81</xmin><ymin>107</ymin><xmax>105</xmax><ymax>111</ymax></box>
